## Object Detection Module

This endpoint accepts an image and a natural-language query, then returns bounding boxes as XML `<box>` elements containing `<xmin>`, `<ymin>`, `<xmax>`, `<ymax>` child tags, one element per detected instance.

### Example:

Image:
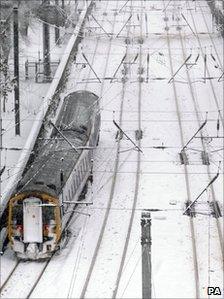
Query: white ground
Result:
<box><xmin>1</xmin><ymin>1</ymin><xmax>223</xmax><ymax>298</ymax></box>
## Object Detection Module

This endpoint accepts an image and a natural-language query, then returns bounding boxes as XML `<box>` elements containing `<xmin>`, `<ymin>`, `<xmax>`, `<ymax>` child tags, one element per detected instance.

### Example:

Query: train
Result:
<box><xmin>6</xmin><ymin>90</ymin><xmax>100</xmax><ymax>260</ymax></box>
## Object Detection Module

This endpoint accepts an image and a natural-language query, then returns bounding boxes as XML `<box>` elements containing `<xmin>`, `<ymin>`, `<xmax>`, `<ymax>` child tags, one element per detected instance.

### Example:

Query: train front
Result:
<box><xmin>8</xmin><ymin>193</ymin><xmax>61</xmax><ymax>260</ymax></box>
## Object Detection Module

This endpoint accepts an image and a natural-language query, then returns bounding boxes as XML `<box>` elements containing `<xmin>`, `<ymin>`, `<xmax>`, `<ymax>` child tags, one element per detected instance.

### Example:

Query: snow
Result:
<box><xmin>1</xmin><ymin>0</ymin><xmax>223</xmax><ymax>298</ymax></box>
<box><xmin>0</xmin><ymin>1</ymin><xmax>91</xmax><ymax>215</ymax></box>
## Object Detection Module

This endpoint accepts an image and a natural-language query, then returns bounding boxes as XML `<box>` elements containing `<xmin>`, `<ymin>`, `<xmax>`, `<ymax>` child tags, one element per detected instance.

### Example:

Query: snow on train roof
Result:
<box><xmin>55</xmin><ymin>90</ymin><xmax>99</xmax><ymax>129</ymax></box>
<box><xmin>16</xmin><ymin>91</ymin><xmax>99</xmax><ymax>197</ymax></box>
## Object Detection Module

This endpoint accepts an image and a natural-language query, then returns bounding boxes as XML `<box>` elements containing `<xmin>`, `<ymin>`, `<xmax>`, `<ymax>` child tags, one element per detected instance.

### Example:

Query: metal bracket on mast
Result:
<box><xmin>113</xmin><ymin>120</ymin><xmax>143</xmax><ymax>153</ymax></box>
<box><xmin>183</xmin><ymin>163</ymin><xmax>220</xmax><ymax>215</ymax></box>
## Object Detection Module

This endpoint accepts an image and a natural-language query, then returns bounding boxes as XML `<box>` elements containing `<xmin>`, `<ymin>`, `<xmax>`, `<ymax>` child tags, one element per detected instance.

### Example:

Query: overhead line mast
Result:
<box><xmin>13</xmin><ymin>4</ymin><xmax>20</xmax><ymax>135</ymax></box>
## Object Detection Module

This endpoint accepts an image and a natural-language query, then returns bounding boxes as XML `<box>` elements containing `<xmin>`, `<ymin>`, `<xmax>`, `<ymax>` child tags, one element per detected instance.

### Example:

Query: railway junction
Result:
<box><xmin>0</xmin><ymin>0</ymin><xmax>223</xmax><ymax>298</ymax></box>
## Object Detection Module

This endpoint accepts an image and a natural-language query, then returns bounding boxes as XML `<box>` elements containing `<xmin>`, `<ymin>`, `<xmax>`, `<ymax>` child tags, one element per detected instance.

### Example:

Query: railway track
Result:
<box><xmin>66</xmin><ymin>3</ymin><xmax>121</xmax><ymax>297</ymax></box>
<box><xmin>0</xmin><ymin>259</ymin><xmax>50</xmax><ymax>298</ymax></box>
<box><xmin>112</xmin><ymin>0</ymin><xmax>143</xmax><ymax>297</ymax></box>
<box><xmin>164</xmin><ymin>0</ymin><xmax>223</xmax><ymax>297</ymax></box>
<box><xmin>79</xmin><ymin>1</ymin><xmax>140</xmax><ymax>297</ymax></box>
<box><xmin>0</xmin><ymin>3</ymin><xmax>98</xmax><ymax>298</ymax></box>
<box><xmin>0</xmin><ymin>260</ymin><xmax>20</xmax><ymax>293</ymax></box>
<box><xmin>186</xmin><ymin>1</ymin><xmax>224</xmax><ymax>127</ymax></box>
<box><xmin>162</xmin><ymin>1</ymin><xmax>200</xmax><ymax>297</ymax></box>
<box><xmin>177</xmin><ymin>18</ymin><xmax>223</xmax><ymax>263</ymax></box>
<box><xmin>0</xmin><ymin>200</ymin><xmax>89</xmax><ymax>299</ymax></box>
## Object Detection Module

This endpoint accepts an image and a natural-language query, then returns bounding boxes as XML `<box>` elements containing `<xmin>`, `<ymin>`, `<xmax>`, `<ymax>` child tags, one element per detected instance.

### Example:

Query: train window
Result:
<box><xmin>42</xmin><ymin>206</ymin><xmax>55</xmax><ymax>224</ymax></box>
<box><xmin>12</xmin><ymin>204</ymin><xmax>23</xmax><ymax>225</ymax></box>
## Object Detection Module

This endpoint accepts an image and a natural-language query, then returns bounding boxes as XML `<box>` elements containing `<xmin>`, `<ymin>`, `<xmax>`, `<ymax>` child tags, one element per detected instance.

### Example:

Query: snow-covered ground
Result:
<box><xmin>1</xmin><ymin>0</ymin><xmax>223</xmax><ymax>298</ymax></box>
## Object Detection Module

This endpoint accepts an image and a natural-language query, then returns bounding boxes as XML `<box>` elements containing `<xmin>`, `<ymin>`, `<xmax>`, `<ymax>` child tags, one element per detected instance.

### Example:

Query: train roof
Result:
<box><xmin>15</xmin><ymin>90</ymin><xmax>99</xmax><ymax>197</ymax></box>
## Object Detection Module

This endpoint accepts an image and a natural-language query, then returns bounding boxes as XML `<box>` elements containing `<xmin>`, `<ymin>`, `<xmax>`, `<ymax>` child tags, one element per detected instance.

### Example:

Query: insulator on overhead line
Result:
<box><xmin>217</xmin><ymin>118</ymin><xmax>220</xmax><ymax>133</ymax></box>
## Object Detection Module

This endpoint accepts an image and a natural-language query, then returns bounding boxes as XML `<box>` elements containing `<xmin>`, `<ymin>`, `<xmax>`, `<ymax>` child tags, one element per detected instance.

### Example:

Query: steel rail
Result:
<box><xmin>0</xmin><ymin>260</ymin><xmax>20</xmax><ymax>293</ymax></box>
<box><xmin>0</xmin><ymin>5</ymin><xmax>97</xmax><ymax>297</ymax></box>
<box><xmin>177</xmin><ymin>19</ymin><xmax>224</xmax><ymax>264</ymax></box>
<box><xmin>0</xmin><ymin>259</ymin><xmax>49</xmax><ymax>299</ymax></box>
<box><xmin>79</xmin><ymin>2</ymin><xmax>132</xmax><ymax>298</ymax></box>
<box><xmin>162</xmin><ymin>1</ymin><xmax>200</xmax><ymax>298</ymax></box>
<box><xmin>112</xmin><ymin>0</ymin><xmax>143</xmax><ymax>297</ymax></box>
<box><xmin>66</xmin><ymin>3</ymin><xmax>117</xmax><ymax>297</ymax></box>
<box><xmin>186</xmin><ymin>1</ymin><xmax>224</xmax><ymax>128</ymax></box>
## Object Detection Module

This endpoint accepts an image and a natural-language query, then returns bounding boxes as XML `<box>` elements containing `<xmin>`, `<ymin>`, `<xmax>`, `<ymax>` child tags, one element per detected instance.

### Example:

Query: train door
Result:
<box><xmin>23</xmin><ymin>198</ymin><xmax>43</xmax><ymax>243</ymax></box>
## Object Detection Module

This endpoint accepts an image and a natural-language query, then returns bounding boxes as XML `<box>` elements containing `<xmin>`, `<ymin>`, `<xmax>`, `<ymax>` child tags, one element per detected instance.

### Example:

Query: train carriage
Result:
<box><xmin>7</xmin><ymin>90</ymin><xmax>100</xmax><ymax>259</ymax></box>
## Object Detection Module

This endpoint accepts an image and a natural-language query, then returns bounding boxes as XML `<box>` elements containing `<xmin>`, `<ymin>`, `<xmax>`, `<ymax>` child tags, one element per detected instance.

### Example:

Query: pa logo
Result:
<box><xmin>207</xmin><ymin>287</ymin><xmax>222</xmax><ymax>296</ymax></box>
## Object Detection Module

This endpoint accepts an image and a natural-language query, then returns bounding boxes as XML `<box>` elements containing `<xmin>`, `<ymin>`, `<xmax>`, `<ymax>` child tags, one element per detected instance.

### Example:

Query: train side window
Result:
<box><xmin>12</xmin><ymin>204</ymin><xmax>23</xmax><ymax>225</ymax></box>
<box><xmin>42</xmin><ymin>206</ymin><xmax>55</xmax><ymax>224</ymax></box>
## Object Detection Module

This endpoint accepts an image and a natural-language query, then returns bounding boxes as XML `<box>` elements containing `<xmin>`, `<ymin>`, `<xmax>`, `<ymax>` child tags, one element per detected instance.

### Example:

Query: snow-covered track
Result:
<box><xmin>163</xmin><ymin>1</ymin><xmax>200</xmax><ymax>297</ymax></box>
<box><xmin>25</xmin><ymin>259</ymin><xmax>51</xmax><ymax>299</ymax></box>
<box><xmin>0</xmin><ymin>259</ymin><xmax>50</xmax><ymax>298</ymax></box>
<box><xmin>178</xmin><ymin>25</ymin><xmax>224</xmax><ymax>264</ymax></box>
<box><xmin>0</xmin><ymin>260</ymin><xmax>20</xmax><ymax>293</ymax></box>
<box><xmin>186</xmin><ymin>1</ymin><xmax>223</xmax><ymax>128</ymax></box>
<box><xmin>79</xmin><ymin>4</ymin><xmax>134</xmax><ymax>298</ymax></box>
<box><xmin>112</xmin><ymin>1</ymin><xmax>143</xmax><ymax>297</ymax></box>
<box><xmin>164</xmin><ymin>1</ymin><xmax>223</xmax><ymax>296</ymax></box>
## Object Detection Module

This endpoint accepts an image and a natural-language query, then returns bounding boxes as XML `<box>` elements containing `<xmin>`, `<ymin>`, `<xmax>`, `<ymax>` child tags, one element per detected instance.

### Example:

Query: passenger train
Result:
<box><xmin>6</xmin><ymin>90</ymin><xmax>100</xmax><ymax>259</ymax></box>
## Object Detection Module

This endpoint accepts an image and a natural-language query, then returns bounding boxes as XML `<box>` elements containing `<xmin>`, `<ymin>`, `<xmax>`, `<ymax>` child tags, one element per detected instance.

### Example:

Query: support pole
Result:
<box><xmin>55</xmin><ymin>0</ymin><xmax>60</xmax><ymax>44</ymax></box>
<box><xmin>141</xmin><ymin>211</ymin><xmax>151</xmax><ymax>299</ymax></box>
<box><xmin>13</xmin><ymin>6</ymin><xmax>20</xmax><ymax>135</ymax></box>
<box><xmin>43</xmin><ymin>0</ymin><xmax>51</xmax><ymax>82</ymax></box>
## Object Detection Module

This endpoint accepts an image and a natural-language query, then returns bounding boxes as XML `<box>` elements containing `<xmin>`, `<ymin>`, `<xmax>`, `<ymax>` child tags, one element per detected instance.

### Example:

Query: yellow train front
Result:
<box><xmin>6</xmin><ymin>90</ymin><xmax>100</xmax><ymax>259</ymax></box>
<box><xmin>8</xmin><ymin>192</ymin><xmax>61</xmax><ymax>259</ymax></box>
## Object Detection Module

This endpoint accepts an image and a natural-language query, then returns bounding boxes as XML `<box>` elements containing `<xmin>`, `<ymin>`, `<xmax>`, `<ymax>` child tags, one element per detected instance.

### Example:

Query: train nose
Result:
<box><xmin>25</xmin><ymin>243</ymin><xmax>40</xmax><ymax>259</ymax></box>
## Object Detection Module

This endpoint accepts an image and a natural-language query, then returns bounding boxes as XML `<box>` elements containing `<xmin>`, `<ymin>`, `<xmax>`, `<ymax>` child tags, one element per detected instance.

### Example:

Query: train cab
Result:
<box><xmin>8</xmin><ymin>192</ymin><xmax>61</xmax><ymax>259</ymax></box>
